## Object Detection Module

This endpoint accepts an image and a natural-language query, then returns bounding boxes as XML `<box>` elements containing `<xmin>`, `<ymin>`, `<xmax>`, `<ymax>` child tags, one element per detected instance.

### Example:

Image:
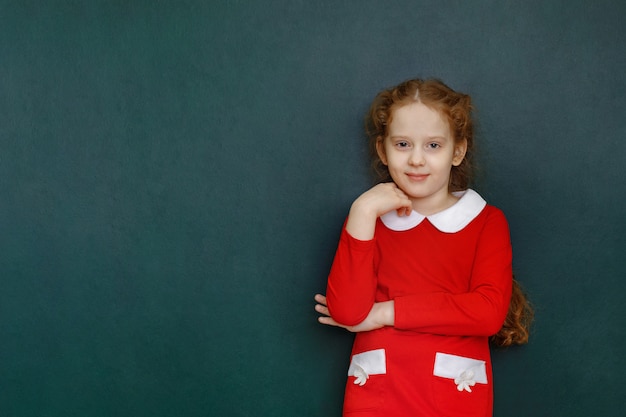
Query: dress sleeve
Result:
<box><xmin>325</xmin><ymin>224</ymin><xmax>378</xmax><ymax>326</ymax></box>
<box><xmin>393</xmin><ymin>208</ymin><xmax>513</xmax><ymax>336</ymax></box>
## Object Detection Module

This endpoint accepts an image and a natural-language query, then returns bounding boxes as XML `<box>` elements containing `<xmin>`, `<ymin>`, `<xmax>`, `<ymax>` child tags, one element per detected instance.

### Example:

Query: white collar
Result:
<box><xmin>379</xmin><ymin>189</ymin><xmax>487</xmax><ymax>233</ymax></box>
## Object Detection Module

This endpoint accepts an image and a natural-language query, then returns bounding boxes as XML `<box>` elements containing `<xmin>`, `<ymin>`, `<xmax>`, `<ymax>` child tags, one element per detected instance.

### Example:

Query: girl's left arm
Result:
<box><xmin>392</xmin><ymin>208</ymin><xmax>513</xmax><ymax>336</ymax></box>
<box><xmin>315</xmin><ymin>293</ymin><xmax>393</xmax><ymax>332</ymax></box>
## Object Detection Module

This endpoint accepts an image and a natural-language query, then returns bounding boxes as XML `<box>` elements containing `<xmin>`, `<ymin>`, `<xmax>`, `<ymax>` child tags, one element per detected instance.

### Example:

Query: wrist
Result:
<box><xmin>349</xmin><ymin>199</ymin><xmax>379</xmax><ymax>221</ymax></box>
<box><xmin>376</xmin><ymin>301</ymin><xmax>395</xmax><ymax>327</ymax></box>
<box><xmin>346</xmin><ymin>202</ymin><xmax>378</xmax><ymax>240</ymax></box>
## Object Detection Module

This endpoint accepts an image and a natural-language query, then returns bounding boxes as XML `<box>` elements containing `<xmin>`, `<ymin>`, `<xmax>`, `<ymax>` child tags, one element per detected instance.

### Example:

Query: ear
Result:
<box><xmin>452</xmin><ymin>139</ymin><xmax>467</xmax><ymax>166</ymax></box>
<box><xmin>376</xmin><ymin>137</ymin><xmax>388</xmax><ymax>165</ymax></box>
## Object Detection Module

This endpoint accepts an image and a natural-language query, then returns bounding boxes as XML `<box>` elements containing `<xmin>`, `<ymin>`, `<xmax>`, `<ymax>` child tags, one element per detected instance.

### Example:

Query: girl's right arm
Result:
<box><xmin>345</xmin><ymin>183</ymin><xmax>412</xmax><ymax>240</ymax></box>
<box><xmin>324</xmin><ymin>183</ymin><xmax>411</xmax><ymax>326</ymax></box>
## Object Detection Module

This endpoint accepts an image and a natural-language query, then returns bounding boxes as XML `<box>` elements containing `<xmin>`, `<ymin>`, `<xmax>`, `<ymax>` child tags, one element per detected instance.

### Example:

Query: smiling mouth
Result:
<box><xmin>406</xmin><ymin>173</ymin><xmax>429</xmax><ymax>181</ymax></box>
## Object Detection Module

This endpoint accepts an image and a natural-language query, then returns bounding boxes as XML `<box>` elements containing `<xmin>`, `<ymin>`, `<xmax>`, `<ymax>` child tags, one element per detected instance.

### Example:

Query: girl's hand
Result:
<box><xmin>346</xmin><ymin>183</ymin><xmax>412</xmax><ymax>240</ymax></box>
<box><xmin>314</xmin><ymin>294</ymin><xmax>394</xmax><ymax>333</ymax></box>
<box><xmin>354</xmin><ymin>182</ymin><xmax>412</xmax><ymax>218</ymax></box>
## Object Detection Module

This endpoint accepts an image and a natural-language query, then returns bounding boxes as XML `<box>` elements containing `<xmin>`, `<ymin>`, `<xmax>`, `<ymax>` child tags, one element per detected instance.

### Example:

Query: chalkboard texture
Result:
<box><xmin>1</xmin><ymin>1</ymin><xmax>624</xmax><ymax>416</ymax></box>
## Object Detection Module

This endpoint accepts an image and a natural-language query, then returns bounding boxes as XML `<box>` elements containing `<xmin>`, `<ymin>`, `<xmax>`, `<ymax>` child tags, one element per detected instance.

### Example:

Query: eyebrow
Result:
<box><xmin>388</xmin><ymin>135</ymin><xmax>449</xmax><ymax>141</ymax></box>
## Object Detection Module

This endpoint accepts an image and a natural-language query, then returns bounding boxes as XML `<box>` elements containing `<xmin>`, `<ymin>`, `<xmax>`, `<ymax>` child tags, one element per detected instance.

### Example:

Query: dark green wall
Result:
<box><xmin>1</xmin><ymin>1</ymin><xmax>624</xmax><ymax>416</ymax></box>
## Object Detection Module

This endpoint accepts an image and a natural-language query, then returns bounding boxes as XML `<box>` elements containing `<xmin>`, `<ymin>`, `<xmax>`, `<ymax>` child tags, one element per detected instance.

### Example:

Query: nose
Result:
<box><xmin>408</xmin><ymin>148</ymin><xmax>425</xmax><ymax>166</ymax></box>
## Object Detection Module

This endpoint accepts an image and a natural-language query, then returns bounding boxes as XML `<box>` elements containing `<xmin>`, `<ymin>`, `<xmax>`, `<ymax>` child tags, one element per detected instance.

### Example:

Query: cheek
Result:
<box><xmin>385</xmin><ymin>153</ymin><xmax>406</xmax><ymax>170</ymax></box>
<box><xmin>430</xmin><ymin>155</ymin><xmax>456</xmax><ymax>172</ymax></box>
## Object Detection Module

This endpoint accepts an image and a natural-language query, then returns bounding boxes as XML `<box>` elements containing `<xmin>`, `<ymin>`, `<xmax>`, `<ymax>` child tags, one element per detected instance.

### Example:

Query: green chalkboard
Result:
<box><xmin>1</xmin><ymin>1</ymin><xmax>624</xmax><ymax>416</ymax></box>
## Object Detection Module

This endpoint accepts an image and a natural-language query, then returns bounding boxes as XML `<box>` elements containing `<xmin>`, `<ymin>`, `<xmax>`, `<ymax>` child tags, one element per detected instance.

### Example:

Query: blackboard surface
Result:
<box><xmin>1</xmin><ymin>1</ymin><xmax>624</xmax><ymax>416</ymax></box>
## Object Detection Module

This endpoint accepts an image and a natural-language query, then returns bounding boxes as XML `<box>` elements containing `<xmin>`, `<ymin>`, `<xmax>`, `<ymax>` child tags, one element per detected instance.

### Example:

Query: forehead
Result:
<box><xmin>388</xmin><ymin>102</ymin><xmax>451</xmax><ymax>138</ymax></box>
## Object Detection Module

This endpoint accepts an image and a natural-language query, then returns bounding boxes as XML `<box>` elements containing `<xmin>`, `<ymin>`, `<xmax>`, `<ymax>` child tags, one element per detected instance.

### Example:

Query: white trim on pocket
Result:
<box><xmin>347</xmin><ymin>349</ymin><xmax>386</xmax><ymax>386</ymax></box>
<box><xmin>433</xmin><ymin>352</ymin><xmax>487</xmax><ymax>392</ymax></box>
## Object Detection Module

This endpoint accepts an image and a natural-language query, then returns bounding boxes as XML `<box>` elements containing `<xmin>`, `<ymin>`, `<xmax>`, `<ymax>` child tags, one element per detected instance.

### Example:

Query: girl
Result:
<box><xmin>315</xmin><ymin>78</ymin><xmax>531</xmax><ymax>416</ymax></box>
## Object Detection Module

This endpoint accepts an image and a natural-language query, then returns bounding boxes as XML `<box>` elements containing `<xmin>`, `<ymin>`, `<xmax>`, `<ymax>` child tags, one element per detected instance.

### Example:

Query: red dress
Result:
<box><xmin>326</xmin><ymin>190</ymin><xmax>513</xmax><ymax>417</ymax></box>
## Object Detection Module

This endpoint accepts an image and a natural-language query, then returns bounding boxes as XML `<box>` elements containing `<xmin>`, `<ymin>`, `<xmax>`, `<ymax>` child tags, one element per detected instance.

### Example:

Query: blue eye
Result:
<box><xmin>427</xmin><ymin>143</ymin><xmax>441</xmax><ymax>149</ymax></box>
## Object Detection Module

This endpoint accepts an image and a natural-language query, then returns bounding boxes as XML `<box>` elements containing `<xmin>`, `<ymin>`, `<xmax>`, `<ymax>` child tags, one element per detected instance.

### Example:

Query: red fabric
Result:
<box><xmin>326</xmin><ymin>204</ymin><xmax>512</xmax><ymax>417</ymax></box>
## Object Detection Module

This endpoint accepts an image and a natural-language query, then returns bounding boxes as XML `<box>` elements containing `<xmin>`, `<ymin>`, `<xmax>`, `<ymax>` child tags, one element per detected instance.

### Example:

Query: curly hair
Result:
<box><xmin>365</xmin><ymin>78</ymin><xmax>473</xmax><ymax>191</ymax></box>
<box><xmin>365</xmin><ymin>78</ymin><xmax>533</xmax><ymax>346</ymax></box>
<box><xmin>491</xmin><ymin>277</ymin><xmax>534</xmax><ymax>347</ymax></box>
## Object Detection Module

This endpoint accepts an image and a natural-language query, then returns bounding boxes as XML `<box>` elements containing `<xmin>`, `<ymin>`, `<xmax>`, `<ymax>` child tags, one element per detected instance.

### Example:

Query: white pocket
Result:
<box><xmin>433</xmin><ymin>352</ymin><xmax>487</xmax><ymax>393</ymax></box>
<box><xmin>347</xmin><ymin>349</ymin><xmax>386</xmax><ymax>386</ymax></box>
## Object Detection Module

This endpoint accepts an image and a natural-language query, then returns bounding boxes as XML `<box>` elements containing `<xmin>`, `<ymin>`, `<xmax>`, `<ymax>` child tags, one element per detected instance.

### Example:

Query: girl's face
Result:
<box><xmin>377</xmin><ymin>102</ymin><xmax>467</xmax><ymax>214</ymax></box>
